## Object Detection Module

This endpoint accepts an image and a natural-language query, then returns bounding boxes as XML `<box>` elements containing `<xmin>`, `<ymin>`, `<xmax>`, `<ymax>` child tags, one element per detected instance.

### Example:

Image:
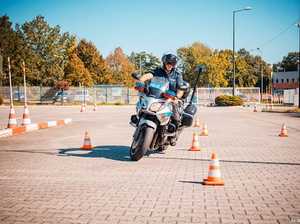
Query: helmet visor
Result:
<box><xmin>166</xmin><ymin>61</ymin><xmax>177</xmax><ymax>66</ymax></box>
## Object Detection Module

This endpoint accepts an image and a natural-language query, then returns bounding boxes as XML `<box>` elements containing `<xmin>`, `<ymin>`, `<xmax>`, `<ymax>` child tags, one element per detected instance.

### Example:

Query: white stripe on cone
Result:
<box><xmin>8</xmin><ymin>119</ymin><xmax>17</xmax><ymax>125</ymax></box>
<box><xmin>208</xmin><ymin>169</ymin><xmax>222</xmax><ymax>178</ymax></box>
<box><xmin>8</xmin><ymin>107</ymin><xmax>17</xmax><ymax>127</ymax></box>
<box><xmin>210</xmin><ymin>160</ymin><xmax>220</xmax><ymax>166</ymax></box>
<box><xmin>22</xmin><ymin>106</ymin><xmax>31</xmax><ymax>125</ymax></box>
<box><xmin>22</xmin><ymin>118</ymin><xmax>31</xmax><ymax>125</ymax></box>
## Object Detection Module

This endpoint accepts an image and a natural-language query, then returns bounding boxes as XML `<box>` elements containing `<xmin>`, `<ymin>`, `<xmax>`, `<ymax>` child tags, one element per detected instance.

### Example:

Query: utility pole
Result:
<box><xmin>232</xmin><ymin>12</ymin><xmax>236</xmax><ymax>96</ymax></box>
<box><xmin>8</xmin><ymin>57</ymin><xmax>13</xmax><ymax>106</ymax></box>
<box><xmin>232</xmin><ymin>7</ymin><xmax>252</xmax><ymax>96</ymax></box>
<box><xmin>22</xmin><ymin>60</ymin><xmax>27</xmax><ymax>106</ymax></box>
<box><xmin>257</xmin><ymin>48</ymin><xmax>264</xmax><ymax>102</ymax></box>
<box><xmin>297</xmin><ymin>22</ymin><xmax>300</xmax><ymax>108</ymax></box>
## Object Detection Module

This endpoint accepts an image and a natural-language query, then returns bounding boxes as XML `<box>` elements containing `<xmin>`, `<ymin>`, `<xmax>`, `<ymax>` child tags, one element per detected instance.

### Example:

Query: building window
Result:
<box><xmin>276</xmin><ymin>79</ymin><xmax>279</xmax><ymax>83</ymax></box>
<box><xmin>292</xmin><ymin>78</ymin><xmax>295</xmax><ymax>83</ymax></box>
<box><xmin>281</xmin><ymin>79</ymin><xmax>284</xmax><ymax>83</ymax></box>
<box><xmin>286</xmin><ymin>78</ymin><xmax>289</xmax><ymax>83</ymax></box>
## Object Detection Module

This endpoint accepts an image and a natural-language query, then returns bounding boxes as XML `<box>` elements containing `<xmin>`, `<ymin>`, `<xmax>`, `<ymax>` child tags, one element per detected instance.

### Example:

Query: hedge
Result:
<box><xmin>215</xmin><ymin>95</ymin><xmax>243</xmax><ymax>106</ymax></box>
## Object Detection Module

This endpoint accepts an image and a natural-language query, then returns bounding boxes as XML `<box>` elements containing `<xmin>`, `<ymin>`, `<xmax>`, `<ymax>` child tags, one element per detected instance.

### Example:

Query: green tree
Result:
<box><xmin>19</xmin><ymin>15</ymin><xmax>73</xmax><ymax>86</ymax></box>
<box><xmin>128</xmin><ymin>51</ymin><xmax>160</xmax><ymax>74</ymax></box>
<box><xmin>273</xmin><ymin>52</ymin><xmax>299</xmax><ymax>72</ymax></box>
<box><xmin>205</xmin><ymin>50</ymin><xmax>231</xmax><ymax>87</ymax></box>
<box><xmin>237</xmin><ymin>48</ymin><xmax>271</xmax><ymax>89</ymax></box>
<box><xmin>177</xmin><ymin>42</ymin><xmax>212</xmax><ymax>86</ymax></box>
<box><xmin>106</xmin><ymin>47</ymin><xmax>135</xmax><ymax>86</ymax></box>
<box><xmin>0</xmin><ymin>15</ymin><xmax>33</xmax><ymax>86</ymax></box>
<box><xmin>0</xmin><ymin>15</ymin><xmax>16</xmax><ymax>85</ymax></box>
<box><xmin>77</xmin><ymin>39</ymin><xmax>112</xmax><ymax>85</ymax></box>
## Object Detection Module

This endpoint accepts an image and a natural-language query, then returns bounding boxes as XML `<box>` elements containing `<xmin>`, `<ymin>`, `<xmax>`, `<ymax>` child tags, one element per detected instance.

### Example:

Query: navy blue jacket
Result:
<box><xmin>151</xmin><ymin>67</ymin><xmax>184</xmax><ymax>93</ymax></box>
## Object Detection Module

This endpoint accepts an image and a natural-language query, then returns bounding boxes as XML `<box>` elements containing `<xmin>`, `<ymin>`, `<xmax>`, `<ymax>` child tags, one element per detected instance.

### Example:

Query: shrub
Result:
<box><xmin>114</xmin><ymin>101</ymin><xmax>122</xmax><ymax>105</ymax></box>
<box><xmin>0</xmin><ymin>96</ymin><xmax>3</xmax><ymax>105</ymax></box>
<box><xmin>215</xmin><ymin>95</ymin><xmax>243</xmax><ymax>106</ymax></box>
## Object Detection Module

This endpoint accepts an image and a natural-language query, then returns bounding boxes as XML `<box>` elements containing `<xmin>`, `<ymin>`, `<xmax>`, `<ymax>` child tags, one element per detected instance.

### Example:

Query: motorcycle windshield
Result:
<box><xmin>148</xmin><ymin>76</ymin><xmax>169</xmax><ymax>98</ymax></box>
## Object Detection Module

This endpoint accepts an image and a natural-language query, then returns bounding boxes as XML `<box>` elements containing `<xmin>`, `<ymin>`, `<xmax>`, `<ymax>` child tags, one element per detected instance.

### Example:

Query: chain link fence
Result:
<box><xmin>196</xmin><ymin>87</ymin><xmax>261</xmax><ymax>105</ymax></box>
<box><xmin>0</xmin><ymin>86</ymin><xmax>261</xmax><ymax>105</ymax></box>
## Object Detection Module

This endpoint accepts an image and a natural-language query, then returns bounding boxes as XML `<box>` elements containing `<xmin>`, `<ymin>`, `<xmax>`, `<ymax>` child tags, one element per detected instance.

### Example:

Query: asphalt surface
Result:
<box><xmin>0</xmin><ymin>105</ymin><xmax>299</xmax><ymax>224</ymax></box>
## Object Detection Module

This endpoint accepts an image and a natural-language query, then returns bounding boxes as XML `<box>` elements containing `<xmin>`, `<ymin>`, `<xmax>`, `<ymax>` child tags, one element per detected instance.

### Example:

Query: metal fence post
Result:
<box><xmin>127</xmin><ymin>87</ymin><xmax>130</xmax><ymax>104</ymax></box>
<box><xmin>105</xmin><ymin>87</ymin><xmax>108</xmax><ymax>104</ymax></box>
<box><xmin>39</xmin><ymin>85</ymin><xmax>42</xmax><ymax>103</ymax></box>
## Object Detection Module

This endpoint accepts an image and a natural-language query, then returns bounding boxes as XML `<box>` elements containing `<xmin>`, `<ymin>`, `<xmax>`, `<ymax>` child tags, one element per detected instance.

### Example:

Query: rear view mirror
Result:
<box><xmin>131</xmin><ymin>72</ymin><xmax>141</xmax><ymax>80</ymax></box>
<box><xmin>195</xmin><ymin>64</ymin><xmax>207</xmax><ymax>74</ymax></box>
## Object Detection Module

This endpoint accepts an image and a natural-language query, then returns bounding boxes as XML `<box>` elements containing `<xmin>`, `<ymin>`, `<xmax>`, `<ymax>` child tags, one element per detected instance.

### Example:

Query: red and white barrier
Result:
<box><xmin>0</xmin><ymin>118</ymin><xmax>72</xmax><ymax>138</ymax></box>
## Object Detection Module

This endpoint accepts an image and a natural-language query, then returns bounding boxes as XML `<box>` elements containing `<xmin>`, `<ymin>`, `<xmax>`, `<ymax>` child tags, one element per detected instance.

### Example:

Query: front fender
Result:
<box><xmin>133</xmin><ymin>118</ymin><xmax>157</xmax><ymax>142</ymax></box>
<box><xmin>138</xmin><ymin>118</ymin><xmax>157</xmax><ymax>132</ymax></box>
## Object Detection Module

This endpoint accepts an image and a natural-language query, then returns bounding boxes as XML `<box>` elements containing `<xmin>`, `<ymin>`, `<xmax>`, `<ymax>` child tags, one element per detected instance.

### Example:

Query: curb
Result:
<box><xmin>0</xmin><ymin>118</ymin><xmax>72</xmax><ymax>138</ymax></box>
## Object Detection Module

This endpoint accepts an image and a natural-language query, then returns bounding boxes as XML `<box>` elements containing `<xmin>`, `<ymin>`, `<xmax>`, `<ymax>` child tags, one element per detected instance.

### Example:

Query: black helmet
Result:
<box><xmin>162</xmin><ymin>54</ymin><xmax>178</xmax><ymax>66</ymax></box>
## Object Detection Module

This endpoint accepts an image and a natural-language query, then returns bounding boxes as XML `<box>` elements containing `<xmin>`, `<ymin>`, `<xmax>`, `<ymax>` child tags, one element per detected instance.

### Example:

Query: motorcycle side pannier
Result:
<box><xmin>181</xmin><ymin>104</ymin><xmax>197</xmax><ymax>127</ymax></box>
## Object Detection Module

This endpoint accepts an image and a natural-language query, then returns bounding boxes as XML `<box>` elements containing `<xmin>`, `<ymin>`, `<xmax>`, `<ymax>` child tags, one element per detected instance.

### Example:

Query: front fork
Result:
<box><xmin>149</xmin><ymin>125</ymin><xmax>168</xmax><ymax>150</ymax></box>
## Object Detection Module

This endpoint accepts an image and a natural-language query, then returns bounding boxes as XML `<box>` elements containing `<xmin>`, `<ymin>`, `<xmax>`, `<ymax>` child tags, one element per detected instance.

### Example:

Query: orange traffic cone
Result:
<box><xmin>7</xmin><ymin>106</ymin><xmax>17</xmax><ymax>129</ymax></box>
<box><xmin>279</xmin><ymin>123</ymin><xmax>288</xmax><ymax>137</ymax></box>
<box><xmin>21</xmin><ymin>105</ymin><xmax>31</xmax><ymax>125</ymax></box>
<box><xmin>203</xmin><ymin>152</ymin><xmax>224</xmax><ymax>186</ymax></box>
<box><xmin>253</xmin><ymin>105</ymin><xmax>257</xmax><ymax>112</ymax></box>
<box><xmin>93</xmin><ymin>103</ymin><xmax>97</xmax><ymax>111</ymax></box>
<box><xmin>193</xmin><ymin>117</ymin><xmax>201</xmax><ymax>127</ymax></box>
<box><xmin>199</xmin><ymin>123</ymin><xmax>208</xmax><ymax>136</ymax></box>
<box><xmin>81</xmin><ymin>131</ymin><xmax>93</xmax><ymax>150</ymax></box>
<box><xmin>80</xmin><ymin>104</ymin><xmax>86</xmax><ymax>112</ymax></box>
<box><xmin>189</xmin><ymin>132</ymin><xmax>201</xmax><ymax>151</ymax></box>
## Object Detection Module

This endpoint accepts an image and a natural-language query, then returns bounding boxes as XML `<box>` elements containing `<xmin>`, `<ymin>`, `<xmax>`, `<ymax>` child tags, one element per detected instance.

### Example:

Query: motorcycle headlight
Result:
<box><xmin>150</xmin><ymin>102</ymin><xmax>163</xmax><ymax>112</ymax></box>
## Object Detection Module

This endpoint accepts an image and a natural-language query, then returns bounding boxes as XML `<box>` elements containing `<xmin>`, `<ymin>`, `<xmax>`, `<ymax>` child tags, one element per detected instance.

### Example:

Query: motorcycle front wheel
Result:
<box><xmin>130</xmin><ymin>126</ymin><xmax>154</xmax><ymax>161</ymax></box>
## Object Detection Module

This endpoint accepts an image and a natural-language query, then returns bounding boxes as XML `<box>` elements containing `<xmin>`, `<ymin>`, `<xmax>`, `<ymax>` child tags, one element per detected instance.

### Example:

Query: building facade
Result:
<box><xmin>272</xmin><ymin>71</ymin><xmax>299</xmax><ymax>93</ymax></box>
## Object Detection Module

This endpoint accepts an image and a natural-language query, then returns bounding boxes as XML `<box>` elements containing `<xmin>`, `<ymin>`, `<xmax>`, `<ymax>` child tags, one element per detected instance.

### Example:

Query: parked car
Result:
<box><xmin>13</xmin><ymin>91</ymin><xmax>25</xmax><ymax>101</ymax></box>
<box><xmin>73</xmin><ymin>90</ymin><xmax>91</xmax><ymax>102</ymax></box>
<box><xmin>52</xmin><ymin>91</ymin><xmax>70</xmax><ymax>103</ymax></box>
<box><xmin>237</xmin><ymin>94</ymin><xmax>248</xmax><ymax>101</ymax></box>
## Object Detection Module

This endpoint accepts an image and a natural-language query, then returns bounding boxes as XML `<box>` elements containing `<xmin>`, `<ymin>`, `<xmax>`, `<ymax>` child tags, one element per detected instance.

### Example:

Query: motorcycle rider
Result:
<box><xmin>152</xmin><ymin>54</ymin><xmax>184</xmax><ymax>125</ymax></box>
<box><xmin>132</xmin><ymin>53</ymin><xmax>189</xmax><ymax>145</ymax></box>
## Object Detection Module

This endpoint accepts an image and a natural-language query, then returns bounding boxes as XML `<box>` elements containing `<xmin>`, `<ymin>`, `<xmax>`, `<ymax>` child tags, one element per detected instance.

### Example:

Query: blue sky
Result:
<box><xmin>1</xmin><ymin>0</ymin><xmax>299</xmax><ymax>64</ymax></box>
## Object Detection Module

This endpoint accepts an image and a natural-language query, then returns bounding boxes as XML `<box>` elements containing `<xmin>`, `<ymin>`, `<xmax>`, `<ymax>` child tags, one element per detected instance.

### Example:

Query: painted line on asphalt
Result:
<box><xmin>146</xmin><ymin>156</ymin><xmax>300</xmax><ymax>166</ymax></box>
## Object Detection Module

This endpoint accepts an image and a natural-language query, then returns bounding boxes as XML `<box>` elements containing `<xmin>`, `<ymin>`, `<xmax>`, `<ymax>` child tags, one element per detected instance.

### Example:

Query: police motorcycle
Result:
<box><xmin>129</xmin><ymin>65</ymin><xmax>206</xmax><ymax>161</ymax></box>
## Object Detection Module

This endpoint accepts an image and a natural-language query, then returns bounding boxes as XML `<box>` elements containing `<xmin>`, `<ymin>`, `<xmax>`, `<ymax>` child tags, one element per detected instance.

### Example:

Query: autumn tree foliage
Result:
<box><xmin>19</xmin><ymin>16</ymin><xmax>73</xmax><ymax>86</ymax></box>
<box><xmin>77</xmin><ymin>39</ymin><xmax>112</xmax><ymax>85</ymax></box>
<box><xmin>106</xmin><ymin>47</ymin><xmax>135</xmax><ymax>87</ymax></box>
<box><xmin>64</xmin><ymin>39</ymin><xmax>93</xmax><ymax>86</ymax></box>
<box><xmin>0</xmin><ymin>15</ymin><xmax>272</xmax><ymax>89</ymax></box>
<box><xmin>178</xmin><ymin>42</ymin><xmax>272</xmax><ymax>88</ymax></box>
<box><xmin>177</xmin><ymin>42</ymin><xmax>212</xmax><ymax>86</ymax></box>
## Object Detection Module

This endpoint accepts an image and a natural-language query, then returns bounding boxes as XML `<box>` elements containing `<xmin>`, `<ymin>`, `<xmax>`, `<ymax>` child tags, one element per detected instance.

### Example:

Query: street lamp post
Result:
<box><xmin>297</xmin><ymin>22</ymin><xmax>300</xmax><ymax>108</ymax></box>
<box><xmin>257</xmin><ymin>48</ymin><xmax>264</xmax><ymax>102</ymax></box>
<box><xmin>232</xmin><ymin>6</ymin><xmax>252</xmax><ymax>96</ymax></box>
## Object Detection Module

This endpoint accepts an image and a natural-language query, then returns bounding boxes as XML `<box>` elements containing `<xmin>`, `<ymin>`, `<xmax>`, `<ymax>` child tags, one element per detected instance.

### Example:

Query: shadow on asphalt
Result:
<box><xmin>286</xmin><ymin>112</ymin><xmax>300</xmax><ymax>118</ymax></box>
<box><xmin>58</xmin><ymin>145</ymin><xmax>131</xmax><ymax>161</ymax></box>
<box><xmin>147</xmin><ymin>155</ymin><xmax>300</xmax><ymax>166</ymax></box>
<box><xmin>178</xmin><ymin>180</ymin><xmax>204</xmax><ymax>185</ymax></box>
